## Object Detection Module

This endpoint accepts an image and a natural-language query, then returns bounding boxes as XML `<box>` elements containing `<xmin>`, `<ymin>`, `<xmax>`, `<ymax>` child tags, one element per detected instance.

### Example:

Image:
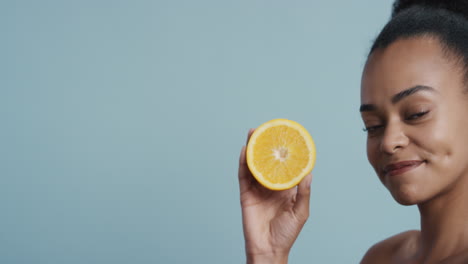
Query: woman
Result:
<box><xmin>238</xmin><ymin>1</ymin><xmax>468</xmax><ymax>263</ymax></box>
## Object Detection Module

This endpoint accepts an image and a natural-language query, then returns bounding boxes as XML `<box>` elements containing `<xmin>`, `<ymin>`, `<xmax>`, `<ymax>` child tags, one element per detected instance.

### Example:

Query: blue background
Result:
<box><xmin>2</xmin><ymin>0</ymin><xmax>419</xmax><ymax>263</ymax></box>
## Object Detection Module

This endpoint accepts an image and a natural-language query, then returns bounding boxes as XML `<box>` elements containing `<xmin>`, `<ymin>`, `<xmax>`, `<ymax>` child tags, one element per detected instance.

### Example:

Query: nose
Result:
<box><xmin>380</xmin><ymin>121</ymin><xmax>409</xmax><ymax>154</ymax></box>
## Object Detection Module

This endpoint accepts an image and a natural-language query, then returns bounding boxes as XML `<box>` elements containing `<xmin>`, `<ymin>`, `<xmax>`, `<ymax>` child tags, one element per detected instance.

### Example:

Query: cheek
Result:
<box><xmin>366</xmin><ymin>139</ymin><xmax>380</xmax><ymax>172</ymax></box>
<box><xmin>412</xmin><ymin>126</ymin><xmax>449</xmax><ymax>163</ymax></box>
<box><xmin>412</xmin><ymin>122</ymin><xmax>468</xmax><ymax>199</ymax></box>
<box><xmin>450</xmin><ymin>110</ymin><xmax>468</xmax><ymax>162</ymax></box>
<box><xmin>366</xmin><ymin>138</ymin><xmax>388</xmax><ymax>186</ymax></box>
<box><xmin>411</xmin><ymin>116</ymin><xmax>459</xmax><ymax>174</ymax></box>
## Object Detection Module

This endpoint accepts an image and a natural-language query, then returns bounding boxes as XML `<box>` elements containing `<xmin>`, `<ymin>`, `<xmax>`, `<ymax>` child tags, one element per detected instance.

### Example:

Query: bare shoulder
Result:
<box><xmin>360</xmin><ymin>230</ymin><xmax>420</xmax><ymax>264</ymax></box>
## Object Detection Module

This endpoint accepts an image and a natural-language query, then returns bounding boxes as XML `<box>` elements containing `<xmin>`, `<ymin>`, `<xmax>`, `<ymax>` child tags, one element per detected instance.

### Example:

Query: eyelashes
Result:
<box><xmin>362</xmin><ymin>125</ymin><xmax>383</xmax><ymax>133</ymax></box>
<box><xmin>362</xmin><ymin>110</ymin><xmax>430</xmax><ymax>134</ymax></box>
<box><xmin>405</xmin><ymin>110</ymin><xmax>429</xmax><ymax>121</ymax></box>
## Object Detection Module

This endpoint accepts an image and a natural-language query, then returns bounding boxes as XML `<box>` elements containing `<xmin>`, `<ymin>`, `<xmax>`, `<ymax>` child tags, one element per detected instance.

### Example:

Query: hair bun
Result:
<box><xmin>392</xmin><ymin>0</ymin><xmax>468</xmax><ymax>19</ymax></box>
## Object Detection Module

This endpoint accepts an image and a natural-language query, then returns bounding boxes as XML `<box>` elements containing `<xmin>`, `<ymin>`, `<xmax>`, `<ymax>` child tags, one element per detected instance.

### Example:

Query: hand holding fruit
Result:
<box><xmin>238</xmin><ymin>120</ymin><xmax>316</xmax><ymax>264</ymax></box>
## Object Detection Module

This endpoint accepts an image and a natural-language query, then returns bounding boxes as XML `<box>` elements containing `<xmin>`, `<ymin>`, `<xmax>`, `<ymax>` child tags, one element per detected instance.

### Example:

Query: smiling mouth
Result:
<box><xmin>383</xmin><ymin>160</ymin><xmax>425</xmax><ymax>177</ymax></box>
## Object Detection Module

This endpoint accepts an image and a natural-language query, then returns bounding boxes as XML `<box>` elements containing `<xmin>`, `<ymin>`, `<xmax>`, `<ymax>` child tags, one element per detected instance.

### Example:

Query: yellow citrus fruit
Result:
<box><xmin>246</xmin><ymin>119</ymin><xmax>316</xmax><ymax>190</ymax></box>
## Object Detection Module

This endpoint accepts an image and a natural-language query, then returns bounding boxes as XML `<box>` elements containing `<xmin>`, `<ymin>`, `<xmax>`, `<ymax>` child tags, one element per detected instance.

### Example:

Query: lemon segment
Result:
<box><xmin>246</xmin><ymin>119</ymin><xmax>316</xmax><ymax>190</ymax></box>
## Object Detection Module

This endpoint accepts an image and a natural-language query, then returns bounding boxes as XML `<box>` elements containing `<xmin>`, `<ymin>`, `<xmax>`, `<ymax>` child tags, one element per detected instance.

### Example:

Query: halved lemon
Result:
<box><xmin>246</xmin><ymin>119</ymin><xmax>316</xmax><ymax>190</ymax></box>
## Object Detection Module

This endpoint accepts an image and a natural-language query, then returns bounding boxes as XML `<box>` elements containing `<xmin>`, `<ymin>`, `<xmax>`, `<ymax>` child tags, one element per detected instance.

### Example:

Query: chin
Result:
<box><xmin>392</xmin><ymin>194</ymin><xmax>420</xmax><ymax>206</ymax></box>
<box><xmin>388</xmin><ymin>184</ymin><xmax>424</xmax><ymax>206</ymax></box>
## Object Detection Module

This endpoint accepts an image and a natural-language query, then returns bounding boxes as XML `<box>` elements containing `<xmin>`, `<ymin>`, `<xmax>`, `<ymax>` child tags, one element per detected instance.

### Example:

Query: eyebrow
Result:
<box><xmin>359</xmin><ymin>85</ymin><xmax>435</xmax><ymax>112</ymax></box>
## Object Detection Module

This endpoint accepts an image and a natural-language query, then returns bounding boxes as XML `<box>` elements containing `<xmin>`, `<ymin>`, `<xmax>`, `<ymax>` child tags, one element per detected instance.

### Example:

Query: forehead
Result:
<box><xmin>361</xmin><ymin>36</ymin><xmax>460</xmax><ymax>104</ymax></box>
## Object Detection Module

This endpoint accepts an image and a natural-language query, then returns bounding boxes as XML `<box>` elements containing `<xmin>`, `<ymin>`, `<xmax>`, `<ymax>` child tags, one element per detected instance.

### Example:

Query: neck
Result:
<box><xmin>416</xmin><ymin>177</ymin><xmax>468</xmax><ymax>263</ymax></box>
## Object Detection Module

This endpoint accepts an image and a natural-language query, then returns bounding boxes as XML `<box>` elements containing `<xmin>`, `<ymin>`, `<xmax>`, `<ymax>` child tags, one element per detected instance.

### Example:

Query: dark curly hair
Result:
<box><xmin>369</xmin><ymin>0</ymin><xmax>468</xmax><ymax>79</ymax></box>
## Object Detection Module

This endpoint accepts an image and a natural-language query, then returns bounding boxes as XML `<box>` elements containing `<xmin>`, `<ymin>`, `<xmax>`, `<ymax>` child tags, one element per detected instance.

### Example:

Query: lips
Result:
<box><xmin>383</xmin><ymin>160</ymin><xmax>424</xmax><ymax>177</ymax></box>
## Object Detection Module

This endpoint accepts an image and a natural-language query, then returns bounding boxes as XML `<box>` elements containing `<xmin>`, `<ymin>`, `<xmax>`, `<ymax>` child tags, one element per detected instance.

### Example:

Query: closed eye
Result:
<box><xmin>406</xmin><ymin>110</ymin><xmax>429</xmax><ymax>121</ymax></box>
<box><xmin>363</xmin><ymin>124</ymin><xmax>384</xmax><ymax>133</ymax></box>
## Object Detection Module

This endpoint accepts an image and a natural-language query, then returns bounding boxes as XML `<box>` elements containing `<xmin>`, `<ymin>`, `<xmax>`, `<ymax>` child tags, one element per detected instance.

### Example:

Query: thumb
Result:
<box><xmin>293</xmin><ymin>172</ymin><xmax>313</xmax><ymax>222</ymax></box>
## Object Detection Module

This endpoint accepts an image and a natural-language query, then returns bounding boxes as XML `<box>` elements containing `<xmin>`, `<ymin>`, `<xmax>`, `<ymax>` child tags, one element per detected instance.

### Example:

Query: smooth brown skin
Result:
<box><xmin>360</xmin><ymin>36</ymin><xmax>468</xmax><ymax>264</ymax></box>
<box><xmin>238</xmin><ymin>36</ymin><xmax>468</xmax><ymax>264</ymax></box>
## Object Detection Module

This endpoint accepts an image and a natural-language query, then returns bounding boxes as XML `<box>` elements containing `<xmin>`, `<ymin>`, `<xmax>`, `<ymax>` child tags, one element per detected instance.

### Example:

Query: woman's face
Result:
<box><xmin>361</xmin><ymin>36</ymin><xmax>468</xmax><ymax>205</ymax></box>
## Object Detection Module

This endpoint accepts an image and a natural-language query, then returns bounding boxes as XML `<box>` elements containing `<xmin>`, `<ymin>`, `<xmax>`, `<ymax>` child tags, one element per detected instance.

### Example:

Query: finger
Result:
<box><xmin>293</xmin><ymin>172</ymin><xmax>313</xmax><ymax>222</ymax></box>
<box><xmin>238</xmin><ymin>145</ymin><xmax>254</xmax><ymax>194</ymax></box>
<box><xmin>239</xmin><ymin>129</ymin><xmax>257</xmax><ymax>195</ymax></box>
<box><xmin>246</xmin><ymin>128</ymin><xmax>255</xmax><ymax>145</ymax></box>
